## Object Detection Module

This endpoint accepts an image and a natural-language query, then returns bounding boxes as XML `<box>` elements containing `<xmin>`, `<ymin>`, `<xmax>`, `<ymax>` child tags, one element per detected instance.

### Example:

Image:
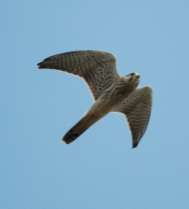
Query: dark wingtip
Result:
<box><xmin>37</xmin><ymin>61</ymin><xmax>45</xmax><ymax>69</ymax></box>
<box><xmin>132</xmin><ymin>141</ymin><xmax>139</xmax><ymax>149</ymax></box>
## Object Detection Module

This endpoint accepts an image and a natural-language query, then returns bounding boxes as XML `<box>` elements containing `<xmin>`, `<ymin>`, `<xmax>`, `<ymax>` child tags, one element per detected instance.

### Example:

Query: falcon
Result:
<box><xmin>38</xmin><ymin>50</ymin><xmax>152</xmax><ymax>148</ymax></box>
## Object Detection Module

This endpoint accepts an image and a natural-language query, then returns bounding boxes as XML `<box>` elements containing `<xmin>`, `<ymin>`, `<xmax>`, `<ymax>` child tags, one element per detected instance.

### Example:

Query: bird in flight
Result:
<box><xmin>38</xmin><ymin>50</ymin><xmax>152</xmax><ymax>148</ymax></box>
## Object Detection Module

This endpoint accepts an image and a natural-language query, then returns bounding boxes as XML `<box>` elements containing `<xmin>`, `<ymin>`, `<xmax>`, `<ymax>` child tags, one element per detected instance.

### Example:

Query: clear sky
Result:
<box><xmin>1</xmin><ymin>0</ymin><xmax>189</xmax><ymax>209</ymax></box>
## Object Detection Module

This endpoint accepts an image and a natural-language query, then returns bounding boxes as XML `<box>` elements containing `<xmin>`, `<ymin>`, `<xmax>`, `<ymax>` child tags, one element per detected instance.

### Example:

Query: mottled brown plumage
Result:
<box><xmin>38</xmin><ymin>50</ymin><xmax>152</xmax><ymax>148</ymax></box>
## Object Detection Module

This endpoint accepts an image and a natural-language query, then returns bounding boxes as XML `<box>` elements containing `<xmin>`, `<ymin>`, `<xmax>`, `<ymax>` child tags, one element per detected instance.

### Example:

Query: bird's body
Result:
<box><xmin>38</xmin><ymin>50</ymin><xmax>152</xmax><ymax>148</ymax></box>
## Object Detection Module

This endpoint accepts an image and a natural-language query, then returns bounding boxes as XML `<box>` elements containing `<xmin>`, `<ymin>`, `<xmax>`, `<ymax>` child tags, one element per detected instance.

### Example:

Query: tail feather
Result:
<box><xmin>63</xmin><ymin>113</ymin><xmax>99</xmax><ymax>144</ymax></box>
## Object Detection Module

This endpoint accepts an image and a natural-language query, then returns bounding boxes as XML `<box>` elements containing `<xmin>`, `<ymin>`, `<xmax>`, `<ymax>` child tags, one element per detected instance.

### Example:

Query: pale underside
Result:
<box><xmin>38</xmin><ymin>50</ymin><xmax>152</xmax><ymax>148</ymax></box>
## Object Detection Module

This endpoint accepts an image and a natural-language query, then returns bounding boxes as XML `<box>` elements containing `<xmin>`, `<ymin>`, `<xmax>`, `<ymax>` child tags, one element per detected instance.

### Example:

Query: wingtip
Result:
<box><xmin>37</xmin><ymin>61</ymin><xmax>44</xmax><ymax>69</ymax></box>
<box><xmin>132</xmin><ymin>142</ymin><xmax>139</xmax><ymax>149</ymax></box>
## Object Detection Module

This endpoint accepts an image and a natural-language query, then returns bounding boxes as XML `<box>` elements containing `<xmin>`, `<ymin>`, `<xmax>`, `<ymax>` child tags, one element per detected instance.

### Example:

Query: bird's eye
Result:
<box><xmin>130</xmin><ymin>73</ymin><xmax>135</xmax><ymax>76</ymax></box>
<box><xmin>126</xmin><ymin>72</ymin><xmax>135</xmax><ymax>78</ymax></box>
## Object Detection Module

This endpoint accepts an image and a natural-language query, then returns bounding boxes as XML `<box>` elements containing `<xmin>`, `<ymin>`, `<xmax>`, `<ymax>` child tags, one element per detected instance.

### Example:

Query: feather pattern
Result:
<box><xmin>38</xmin><ymin>50</ymin><xmax>153</xmax><ymax>148</ymax></box>
<box><xmin>113</xmin><ymin>87</ymin><xmax>152</xmax><ymax>148</ymax></box>
<box><xmin>38</xmin><ymin>50</ymin><xmax>119</xmax><ymax>100</ymax></box>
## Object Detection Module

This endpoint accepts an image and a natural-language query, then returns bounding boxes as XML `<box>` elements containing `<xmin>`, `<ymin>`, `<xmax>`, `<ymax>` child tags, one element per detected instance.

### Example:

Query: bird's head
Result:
<box><xmin>124</xmin><ymin>72</ymin><xmax>140</xmax><ymax>89</ymax></box>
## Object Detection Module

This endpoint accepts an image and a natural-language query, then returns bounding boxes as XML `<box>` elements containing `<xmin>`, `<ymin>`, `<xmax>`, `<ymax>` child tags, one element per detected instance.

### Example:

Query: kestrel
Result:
<box><xmin>38</xmin><ymin>50</ymin><xmax>152</xmax><ymax>148</ymax></box>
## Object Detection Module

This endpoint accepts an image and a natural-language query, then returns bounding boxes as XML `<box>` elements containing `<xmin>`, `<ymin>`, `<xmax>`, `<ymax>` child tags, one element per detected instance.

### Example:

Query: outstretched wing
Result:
<box><xmin>114</xmin><ymin>87</ymin><xmax>152</xmax><ymax>148</ymax></box>
<box><xmin>37</xmin><ymin>50</ymin><xmax>119</xmax><ymax>100</ymax></box>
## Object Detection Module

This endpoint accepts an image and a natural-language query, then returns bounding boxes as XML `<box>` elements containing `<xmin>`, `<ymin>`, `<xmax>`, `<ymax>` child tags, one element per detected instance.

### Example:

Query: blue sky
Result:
<box><xmin>1</xmin><ymin>0</ymin><xmax>189</xmax><ymax>208</ymax></box>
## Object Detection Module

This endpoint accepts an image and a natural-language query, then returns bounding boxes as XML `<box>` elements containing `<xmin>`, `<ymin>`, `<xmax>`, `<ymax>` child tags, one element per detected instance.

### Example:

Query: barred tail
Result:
<box><xmin>62</xmin><ymin>113</ymin><xmax>100</xmax><ymax>144</ymax></box>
